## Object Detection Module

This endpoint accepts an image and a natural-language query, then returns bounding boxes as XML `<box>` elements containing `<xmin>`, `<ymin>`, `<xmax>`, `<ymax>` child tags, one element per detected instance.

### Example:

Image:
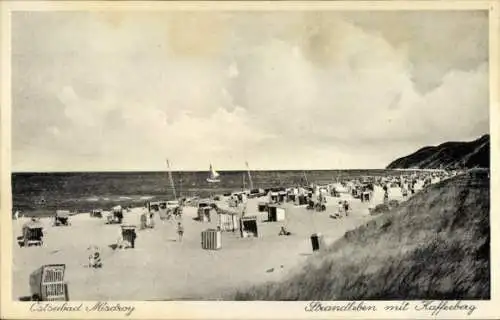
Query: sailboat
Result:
<box><xmin>207</xmin><ymin>164</ymin><xmax>221</xmax><ymax>183</ymax></box>
<box><xmin>245</xmin><ymin>161</ymin><xmax>254</xmax><ymax>191</ymax></box>
<box><xmin>166</xmin><ymin>159</ymin><xmax>177</xmax><ymax>200</ymax></box>
<box><xmin>242</xmin><ymin>173</ymin><xmax>246</xmax><ymax>191</ymax></box>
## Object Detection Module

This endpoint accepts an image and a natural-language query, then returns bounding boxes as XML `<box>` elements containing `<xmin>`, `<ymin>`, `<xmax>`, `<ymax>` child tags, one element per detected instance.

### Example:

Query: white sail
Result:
<box><xmin>166</xmin><ymin>159</ymin><xmax>177</xmax><ymax>200</ymax></box>
<box><xmin>245</xmin><ymin>161</ymin><xmax>254</xmax><ymax>190</ymax></box>
<box><xmin>207</xmin><ymin>164</ymin><xmax>220</xmax><ymax>183</ymax></box>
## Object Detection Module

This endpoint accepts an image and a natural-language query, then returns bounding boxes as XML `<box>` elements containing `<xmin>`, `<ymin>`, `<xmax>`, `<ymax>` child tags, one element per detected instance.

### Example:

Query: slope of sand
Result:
<box><xmin>12</xmin><ymin>192</ymin><xmax>404</xmax><ymax>301</ymax></box>
<box><xmin>232</xmin><ymin>171</ymin><xmax>490</xmax><ymax>300</ymax></box>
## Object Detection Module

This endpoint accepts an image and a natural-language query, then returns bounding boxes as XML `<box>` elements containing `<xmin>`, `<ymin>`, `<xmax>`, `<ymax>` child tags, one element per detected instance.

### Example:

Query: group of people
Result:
<box><xmin>229</xmin><ymin>193</ymin><xmax>247</xmax><ymax>208</ymax></box>
<box><xmin>338</xmin><ymin>200</ymin><xmax>350</xmax><ymax>216</ymax></box>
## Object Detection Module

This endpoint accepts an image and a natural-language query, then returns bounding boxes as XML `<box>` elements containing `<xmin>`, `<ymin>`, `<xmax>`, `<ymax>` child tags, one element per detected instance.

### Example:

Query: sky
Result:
<box><xmin>11</xmin><ymin>10</ymin><xmax>489</xmax><ymax>172</ymax></box>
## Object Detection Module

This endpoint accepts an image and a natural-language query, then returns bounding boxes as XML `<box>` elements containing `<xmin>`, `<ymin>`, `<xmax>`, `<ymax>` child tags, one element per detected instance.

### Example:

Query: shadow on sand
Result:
<box><xmin>19</xmin><ymin>296</ymin><xmax>32</xmax><ymax>301</ymax></box>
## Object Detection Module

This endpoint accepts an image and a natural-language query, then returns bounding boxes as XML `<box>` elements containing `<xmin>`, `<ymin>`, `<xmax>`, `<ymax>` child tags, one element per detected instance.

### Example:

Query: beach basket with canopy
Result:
<box><xmin>217</xmin><ymin>207</ymin><xmax>239</xmax><ymax>232</ymax></box>
<box><xmin>240</xmin><ymin>216</ymin><xmax>259</xmax><ymax>238</ymax></box>
<box><xmin>147</xmin><ymin>201</ymin><xmax>169</xmax><ymax>221</ymax></box>
<box><xmin>257</xmin><ymin>202</ymin><xmax>269</xmax><ymax>212</ymax></box>
<box><xmin>310</xmin><ymin>233</ymin><xmax>325</xmax><ymax>252</ymax></box>
<box><xmin>361</xmin><ymin>191</ymin><xmax>372</xmax><ymax>202</ymax></box>
<box><xmin>267</xmin><ymin>204</ymin><xmax>286</xmax><ymax>222</ymax></box>
<box><xmin>29</xmin><ymin>264</ymin><xmax>69</xmax><ymax>301</ymax></box>
<box><xmin>296</xmin><ymin>194</ymin><xmax>308</xmax><ymax>205</ymax></box>
<box><xmin>106</xmin><ymin>205</ymin><xmax>123</xmax><ymax>224</ymax></box>
<box><xmin>197</xmin><ymin>200</ymin><xmax>214</xmax><ymax>222</ymax></box>
<box><xmin>54</xmin><ymin>210</ymin><xmax>70</xmax><ymax>226</ymax></box>
<box><xmin>19</xmin><ymin>220</ymin><xmax>44</xmax><ymax>247</ymax></box>
<box><xmin>90</xmin><ymin>209</ymin><xmax>103</xmax><ymax>218</ymax></box>
<box><xmin>166</xmin><ymin>200</ymin><xmax>181</xmax><ymax>217</ymax></box>
<box><xmin>201</xmin><ymin>228</ymin><xmax>222</xmax><ymax>250</ymax></box>
<box><xmin>158</xmin><ymin>201</ymin><xmax>168</xmax><ymax>219</ymax></box>
<box><xmin>121</xmin><ymin>225</ymin><xmax>137</xmax><ymax>248</ymax></box>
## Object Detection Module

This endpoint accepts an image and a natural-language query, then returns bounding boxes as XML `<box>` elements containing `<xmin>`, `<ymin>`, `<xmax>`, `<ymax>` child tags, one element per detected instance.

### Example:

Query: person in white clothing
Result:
<box><xmin>338</xmin><ymin>201</ymin><xmax>344</xmax><ymax>217</ymax></box>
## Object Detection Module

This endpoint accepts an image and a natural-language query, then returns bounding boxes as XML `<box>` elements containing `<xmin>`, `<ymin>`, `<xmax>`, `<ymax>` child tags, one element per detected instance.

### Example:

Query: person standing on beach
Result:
<box><xmin>343</xmin><ymin>200</ymin><xmax>350</xmax><ymax>216</ymax></box>
<box><xmin>14</xmin><ymin>210</ymin><xmax>21</xmax><ymax>226</ymax></box>
<box><xmin>177</xmin><ymin>222</ymin><xmax>184</xmax><ymax>242</ymax></box>
<box><xmin>140</xmin><ymin>210</ymin><xmax>147</xmax><ymax>230</ymax></box>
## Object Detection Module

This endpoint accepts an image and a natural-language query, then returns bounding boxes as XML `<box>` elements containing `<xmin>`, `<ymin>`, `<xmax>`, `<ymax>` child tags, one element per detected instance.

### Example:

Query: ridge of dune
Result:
<box><xmin>232</xmin><ymin>169</ymin><xmax>490</xmax><ymax>300</ymax></box>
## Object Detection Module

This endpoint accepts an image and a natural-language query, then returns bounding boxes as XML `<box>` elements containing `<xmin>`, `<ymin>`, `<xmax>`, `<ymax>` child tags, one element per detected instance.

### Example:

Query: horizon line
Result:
<box><xmin>11</xmin><ymin>167</ymin><xmax>391</xmax><ymax>174</ymax></box>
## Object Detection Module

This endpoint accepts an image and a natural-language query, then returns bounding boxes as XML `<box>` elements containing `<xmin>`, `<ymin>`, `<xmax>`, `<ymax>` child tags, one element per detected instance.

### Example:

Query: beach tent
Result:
<box><xmin>240</xmin><ymin>216</ymin><xmax>259</xmax><ymax>238</ymax></box>
<box><xmin>267</xmin><ymin>205</ymin><xmax>286</xmax><ymax>222</ymax></box>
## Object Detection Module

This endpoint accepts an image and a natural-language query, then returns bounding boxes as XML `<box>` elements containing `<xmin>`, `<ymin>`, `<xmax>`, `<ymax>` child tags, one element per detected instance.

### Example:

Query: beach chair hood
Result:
<box><xmin>56</xmin><ymin>210</ymin><xmax>70</xmax><ymax>218</ymax></box>
<box><xmin>23</xmin><ymin>220</ymin><xmax>44</xmax><ymax>230</ymax></box>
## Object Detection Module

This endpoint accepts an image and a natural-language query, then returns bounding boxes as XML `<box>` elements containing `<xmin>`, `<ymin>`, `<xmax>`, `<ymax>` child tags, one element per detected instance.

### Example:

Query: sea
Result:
<box><xmin>12</xmin><ymin>169</ymin><xmax>402</xmax><ymax>217</ymax></box>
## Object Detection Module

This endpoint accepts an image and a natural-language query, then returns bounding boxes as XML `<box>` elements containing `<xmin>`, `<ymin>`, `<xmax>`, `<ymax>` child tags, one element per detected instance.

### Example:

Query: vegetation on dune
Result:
<box><xmin>233</xmin><ymin>170</ymin><xmax>490</xmax><ymax>300</ymax></box>
<box><xmin>386</xmin><ymin>134</ymin><xmax>490</xmax><ymax>170</ymax></box>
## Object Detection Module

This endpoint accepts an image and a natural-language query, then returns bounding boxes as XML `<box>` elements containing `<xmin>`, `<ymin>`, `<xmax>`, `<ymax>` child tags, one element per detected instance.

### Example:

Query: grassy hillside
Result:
<box><xmin>233</xmin><ymin>170</ymin><xmax>490</xmax><ymax>300</ymax></box>
<box><xmin>387</xmin><ymin>134</ymin><xmax>489</xmax><ymax>169</ymax></box>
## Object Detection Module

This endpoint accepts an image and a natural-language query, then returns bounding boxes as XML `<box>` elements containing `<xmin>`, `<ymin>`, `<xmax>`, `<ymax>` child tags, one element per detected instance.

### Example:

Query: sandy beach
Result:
<box><xmin>12</xmin><ymin>186</ymin><xmax>408</xmax><ymax>301</ymax></box>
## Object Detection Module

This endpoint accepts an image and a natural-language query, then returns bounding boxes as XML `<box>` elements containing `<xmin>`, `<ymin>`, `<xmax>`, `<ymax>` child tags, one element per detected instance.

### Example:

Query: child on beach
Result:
<box><xmin>177</xmin><ymin>222</ymin><xmax>184</xmax><ymax>242</ymax></box>
<box><xmin>278</xmin><ymin>226</ymin><xmax>291</xmax><ymax>236</ymax></box>
<box><xmin>14</xmin><ymin>210</ymin><xmax>21</xmax><ymax>226</ymax></box>
<box><xmin>343</xmin><ymin>200</ymin><xmax>350</xmax><ymax>216</ymax></box>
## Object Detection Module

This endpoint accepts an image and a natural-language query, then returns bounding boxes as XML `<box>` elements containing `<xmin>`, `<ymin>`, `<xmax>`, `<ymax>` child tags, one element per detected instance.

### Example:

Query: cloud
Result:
<box><xmin>11</xmin><ymin>11</ymin><xmax>489</xmax><ymax>171</ymax></box>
